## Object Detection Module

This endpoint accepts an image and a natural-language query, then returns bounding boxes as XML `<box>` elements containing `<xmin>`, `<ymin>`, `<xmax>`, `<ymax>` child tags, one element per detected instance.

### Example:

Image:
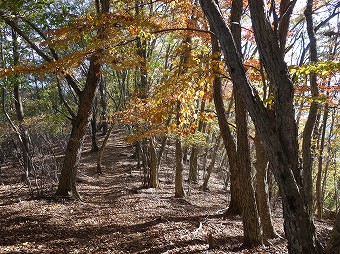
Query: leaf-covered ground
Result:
<box><xmin>0</xmin><ymin>131</ymin><xmax>334</xmax><ymax>253</ymax></box>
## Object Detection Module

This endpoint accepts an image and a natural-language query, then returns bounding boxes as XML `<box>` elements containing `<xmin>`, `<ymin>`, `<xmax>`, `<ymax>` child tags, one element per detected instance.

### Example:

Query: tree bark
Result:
<box><xmin>248</xmin><ymin>0</ymin><xmax>301</xmax><ymax>187</ymax></box>
<box><xmin>231</xmin><ymin>0</ymin><xmax>262</xmax><ymax>246</ymax></box>
<box><xmin>148</xmin><ymin>138</ymin><xmax>159</xmax><ymax>188</ymax></box>
<box><xmin>254</xmin><ymin>133</ymin><xmax>277</xmax><ymax>240</ymax></box>
<box><xmin>321</xmin><ymin>109</ymin><xmax>335</xmax><ymax>213</ymax></box>
<box><xmin>175</xmin><ymin>102</ymin><xmax>185</xmax><ymax>198</ymax></box>
<box><xmin>315</xmin><ymin>104</ymin><xmax>329</xmax><ymax>218</ymax></box>
<box><xmin>210</xmin><ymin>26</ymin><xmax>242</xmax><ymax>216</ymax></box>
<box><xmin>278</xmin><ymin>0</ymin><xmax>297</xmax><ymax>51</ymax></box>
<box><xmin>135</xmin><ymin>0</ymin><xmax>148</xmax><ymax>100</ymax></box>
<box><xmin>235</xmin><ymin>92</ymin><xmax>262</xmax><ymax>246</ymax></box>
<box><xmin>157</xmin><ymin>135</ymin><xmax>168</xmax><ymax>169</ymax></box>
<box><xmin>99</xmin><ymin>76</ymin><xmax>108</xmax><ymax>135</ymax></box>
<box><xmin>199</xmin><ymin>1</ymin><xmax>322</xmax><ymax>253</ymax></box>
<box><xmin>302</xmin><ymin>0</ymin><xmax>319</xmax><ymax>210</ymax></box>
<box><xmin>56</xmin><ymin>55</ymin><xmax>101</xmax><ymax>199</ymax></box>
<box><xmin>91</xmin><ymin>97</ymin><xmax>99</xmax><ymax>152</ymax></box>
<box><xmin>56</xmin><ymin>0</ymin><xmax>109</xmax><ymax>199</ymax></box>
<box><xmin>202</xmin><ymin>135</ymin><xmax>221</xmax><ymax>191</ymax></box>
<box><xmin>189</xmin><ymin>147</ymin><xmax>199</xmax><ymax>183</ymax></box>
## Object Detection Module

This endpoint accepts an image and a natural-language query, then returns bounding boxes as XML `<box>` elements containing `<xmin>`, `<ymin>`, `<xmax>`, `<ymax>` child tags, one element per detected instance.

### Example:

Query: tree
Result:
<box><xmin>211</xmin><ymin>27</ymin><xmax>242</xmax><ymax>216</ymax></box>
<box><xmin>199</xmin><ymin>0</ymin><xmax>322</xmax><ymax>253</ymax></box>
<box><xmin>56</xmin><ymin>0</ymin><xmax>110</xmax><ymax>199</ymax></box>
<box><xmin>315</xmin><ymin>103</ymin><xmax>329</xmax><ymax>218</ymax></box>
<box><xmin>254</xmin><ymin>133</ymin><xmax>277</xmax><ymax>240</ymax></box>
<box><xmin>134</xmin><ymin>0</ymin><xmax>159</xmax><ymax>188</ymax></box>
<box><xmin>10</xmin><ymin>23</ymin><xmax>33</xmax><ymax>179</ymax></box>
<box><xmin>202</xmin><ymin>135</ymin><xmax>221</xmax><ymax>190</ymax></box>
<box><xmin>230</xmin><ymin>0</ymin><xmax>262</xmax><ymax>246</ymax></box>
<box><xmin>174</xmin><ymin>100</ymin><xmax>185</xmax><ymax>198</ymax></box>
<box><xmin>302</xmin><ymin>0</ymin><xmax>320</xmax><ymax>211</ymax></box>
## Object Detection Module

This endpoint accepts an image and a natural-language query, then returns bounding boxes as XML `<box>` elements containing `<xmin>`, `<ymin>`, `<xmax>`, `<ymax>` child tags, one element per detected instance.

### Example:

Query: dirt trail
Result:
<box><xmin>0</xmin><ymin>131</ymin><xmax>333</xmax><ymax>253</ymax></box>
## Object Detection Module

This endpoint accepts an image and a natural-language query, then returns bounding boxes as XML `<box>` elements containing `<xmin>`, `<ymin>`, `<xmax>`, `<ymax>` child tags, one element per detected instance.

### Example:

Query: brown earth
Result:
<box><xmin>0</xmin><ymin>131</ymin><xmax>334</xmax><ymax>253</ymax></box>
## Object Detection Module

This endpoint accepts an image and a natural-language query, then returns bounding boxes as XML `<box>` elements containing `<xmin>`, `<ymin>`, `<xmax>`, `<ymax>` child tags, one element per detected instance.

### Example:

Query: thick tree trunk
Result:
<box><xmin>235</xmin><ymin>91</ymin><xmax>262</xmax><ymax>246</ymax></box>
<box><xmin>56</xmin><ymin>56</ymin><xmax>101</xmax><ymax>199</ymax></box>
<box><xmin>199</xmin><ymin>1</ymin><xmax>322</xmax><ymax>253</ymax></box>
<box><xmin>302</xmin><ymin>0</ymin><xmax>319</xmax><ymax>210</ymax></box>
<box><xmin>248</xmin><ymin>0</ymin><xmax>301</xmax><ymax>187</ymax></box>
<box><xmin>254</xmin><ymin>133</ymin><xmax>277</xmax><ymax>240</ymax></box>
<box><xmin>56</xmin><ymin>0</ymin><xmax>109</xmax><ymax>199</ymax></box>
<box><xmin>210</xmin><ymin>26</ymin><xmax>242</xmax><ymax>216</ymax></box>
<box><xmin>231</xmin><ymin>0</ymin><xmax>262</xmax><ymax>246</ymax></box>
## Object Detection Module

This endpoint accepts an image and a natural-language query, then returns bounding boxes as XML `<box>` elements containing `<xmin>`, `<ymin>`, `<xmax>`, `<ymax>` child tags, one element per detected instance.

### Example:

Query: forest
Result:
<box><xmin>0</xmin><ymin>0</ymin><xmax>339</xmax><ymax>253</ymax></box>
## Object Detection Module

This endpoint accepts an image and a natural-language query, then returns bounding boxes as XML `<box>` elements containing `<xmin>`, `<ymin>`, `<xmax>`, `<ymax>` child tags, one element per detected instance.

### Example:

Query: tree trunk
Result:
<box><xmin>254</xmin><ymin>133</ymin><xmax>277</xmax><ymax>240</ymax></box>
<box><xmin>99</xmin><ymin>76</ymin><xmax>108</xmax><ymax>135</ymax></box>
<box><xmin>56</xmin><ymin>0</ymin><xmax>109</xmax><ymax>199</ymax></box>
<box><xmin>189</xmin><ymin>146</ymin><xmax>199</xmax><ymax>183</ymax></box>
<box><xmin>135</xmin><ymin>0</ymin><xmax>148</xmax><ymax>100</ymax></box>
<box><xmin>210</xmin><ymin>25</ymin><xmax>241</xmax><ymax>216</ymax></box>
<box><xmin>202</xmin><ymin>135</ymin><xmax>221</xmax><ymax>191</ymax></box>
<box><xmin>199</xmin><ymin>1</ymin><xmax>322</xmax><ymax>253</ymax></box>
<box><xmin>218</xmin><ymin>151</ymin><xmax>229</xmax><ymax>189</ymax></box>
<box><xmin>11</xmin><ymin>26</ymin><xmax>33</xmax><ymax>178</ymax></box>
<box><xmin>56</xmin><ymin>55</ymin><xmax>101</xmax><ymax>199</ymax></box>
<box><xmin>175</xmin><ymin>137</ymin><xmax>185</xmax><ymax>197</ymax></box>
<box><xmin>97</xmin><ymin>125</ymin><xmax>114</xmax><ymax>174</ymax></box>
<box><xmin>148</xmin><ymin>138</ymin><xmax>158</xmax><ymax>188</ymax></box>
<box><xmin>278</xmin><ymin>0</ymin><xmax>296</xmax><ymax>51</ymax></box>
<box><xmin>231</xmin><ymin>0</ymin><xmax>262</xmax><ymax>246</ymax></box>
<box><xmin>235</xmin><ymin>91</ymin><xmax>262</xmax><ymax>246</ymax></box>
<box><xmin>91</xmin><ymin>97</ymin><xmax>99</xmax><ymax>152</ymax></box>
<box><xmin>189</xmin><ymin>98</ymin><xmax>206</xmax><ymax>184</ymax></box>
<box><xmin>157</xmin><ymin>135</ymin><xmax>168</xmax><ymax>169</ymax></box>
<box><xmin>321</xmin><ymin>109</ymin><xmax>335</xmax><ymax>213</ymax></box>
<box><xmin>175</xmin><ymin>101</ymin><xmax>185</xmax><ymax>198</ymax></box>
<box><xmin>248</xmin><ymin>0</ymin><xmax>301</xmax><ymax>187</ymax></box>
<box><xmin>302</xmin><ymin>0</ymin><xmax>319</xmax><ymax>210</ymax></box>
<box><xmin>140</xmin><ymin>140</ymin><xmax>150</xmax><ymax>187</ymax></box>
<box><xmin>315</xmin><ymin>104</ymin><xmax>329</xmax><ymax>218</ymax></box>
<box><xmin>201</xmin><ymin>125</ymin><xmax>210</xmax><ymax>174</ymax></box>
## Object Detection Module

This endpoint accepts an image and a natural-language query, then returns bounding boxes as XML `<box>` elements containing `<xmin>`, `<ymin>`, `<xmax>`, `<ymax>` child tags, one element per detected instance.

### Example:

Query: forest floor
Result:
<box><xmin>0</xmin><ymin>130</ymin><xmax>334</xmax><ymax>254</ymax></box>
